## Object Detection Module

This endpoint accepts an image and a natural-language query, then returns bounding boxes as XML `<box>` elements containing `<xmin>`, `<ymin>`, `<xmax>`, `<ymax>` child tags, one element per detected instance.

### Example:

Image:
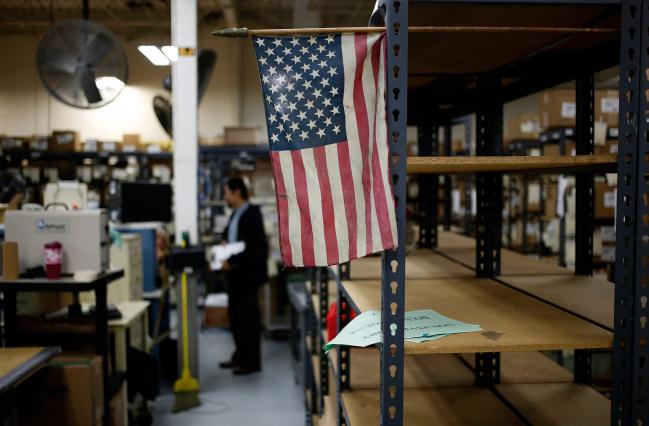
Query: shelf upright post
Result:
<box><xmin>319</xmin><ymin>267</ymin><xmax>329</xmax><ymax>400</ymax></box>
<box><xmin>417</xmin><ymin>114</ymin><xmax>439</xmax><ymax>248</ymax></box>
<box><xmin>336</xmin><ymin>286</ymin><xmax>352</xmax><ymax>426</ymax></box>
<box><xmin>443</xmin><ymin>124</ymin><xmax>453</xmax><ymax>231</ymax></box>
<box><xmin>575</xmin><ymin>75</ymin><xmax>595</xmax><ymax>276</ymax></box>
<box><xmin>379</xmin><ymin>0</ymin><xmax>407</xmax><ymax>424</ymax></box>
<box><xmin>474</xmin><ymin>75</ymin><xmax>503</xmax><ymax>387</ymax></box>
<box><xmin>475</xmin><ymin>76</ymin><xmax>503</xmax><ymax>278</ymax></box>
<box><xmin>574</xmin><ymin>74</ymin><xmax>595</xmax><ymax>385</ymax></box>
<box><xmin>612</xmin><ymin>0</ymin><xmax>649</xmax><ymax>423</ymax></box>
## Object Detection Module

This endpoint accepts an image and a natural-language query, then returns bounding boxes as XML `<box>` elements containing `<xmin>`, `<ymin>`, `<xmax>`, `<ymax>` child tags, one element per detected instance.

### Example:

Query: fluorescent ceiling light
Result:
<box><xmin>138</xmin><ymin>45</ymin><xmax>170</xmax><ymax>66</ymax></box>
<box><xmin>161</xmin><ymin>46</ymin><xmax>178</xmax><ymax>62</ymax></box>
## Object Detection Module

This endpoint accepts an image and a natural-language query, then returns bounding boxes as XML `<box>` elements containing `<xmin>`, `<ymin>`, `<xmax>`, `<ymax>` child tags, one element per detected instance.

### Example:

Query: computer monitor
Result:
<box><xmin>120</xmin><ymin>182</ymin><xmax>172</xmax><ymax>223</ymax></box>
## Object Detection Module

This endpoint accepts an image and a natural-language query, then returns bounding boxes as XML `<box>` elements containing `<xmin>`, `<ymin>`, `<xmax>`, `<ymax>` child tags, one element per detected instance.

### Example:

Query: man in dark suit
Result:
<box><xmin>219</xmin><ymin>178</ymin><xmax>268</xmax><ymax>375</ymax></box>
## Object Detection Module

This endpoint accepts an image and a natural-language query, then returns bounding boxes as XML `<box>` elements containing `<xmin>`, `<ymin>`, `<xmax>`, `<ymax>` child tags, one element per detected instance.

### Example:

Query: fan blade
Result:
<box><xmin>153</xmin><ymin>96</ymin><xmax>172</xmax><ymax>136</ymax></box>
<box><xmin>80</xmin><ymin>68</ymin><xmax>102</xmax><ymax>104</ymax></box>
<box><xmin>41</xmin><ymin>48</ymin><xmax>78</xmax><ymax>74</ymax></box>
<box><xmin>83</xmin><ymin>32</ymin><xmax>112</xmax><ymax>66</ymax></box>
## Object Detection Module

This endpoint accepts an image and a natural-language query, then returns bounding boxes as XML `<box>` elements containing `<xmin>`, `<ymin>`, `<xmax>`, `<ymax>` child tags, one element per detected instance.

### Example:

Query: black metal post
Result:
<box><xmin>95</xmin><ymin>284</ymin><xmax>110</xmax><ymax>426</ymax></box>
<box><xmin>475</xmin><ymin>352</ymin><xmax>501</xmax><ymax>386</ymax></box>
<box><xmin>475</xmin><ymin>76</ymin><xmax>503</xmax><ymax>278</ymax></box>
<box><xmin>575</xmin><ymin>75</ymin><xmax>595</xmax><ymax>276</ymax></box>
<box><xmin>612</xmin><ymin>1</ymin><xmax>646</xmax><ymax>424</ymax></box>
<box><xmin>336</xmin><ymin>288</ymin><xmax>351</xmax><ymax>426</ymax></box>
<box><xmin>319</xmin><ymin>267</ymin><xmax>329</xmax><ymax>398</ymax></box>
<box><xmin>443</xmin><ymin>124</ymin><xmax>453</xmax><ymax>231</ymax></box>
<box><xmin>380</xmin><ymin>0</ymin><xmax>407</xmax><ymax>424</ymax></box>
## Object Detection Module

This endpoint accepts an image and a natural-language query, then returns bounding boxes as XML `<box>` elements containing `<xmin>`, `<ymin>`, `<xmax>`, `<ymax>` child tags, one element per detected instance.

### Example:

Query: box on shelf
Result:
<box><xmin>17</xmin><ymin>355</ymin><xmax>104</xmax><ymax>426</ymax></box>
<box><xmin>544</xmin><ymin>182</ymin><xmax>558</xmax><ymax>218</ymax></box>
<box><xmin>1</xmin><ymin>136</ymin><xmax>28</xmax><ymax>151</ymax></box>
<box><xmin>595</xmin><ymin>183</ymin><xmax>616</xmax><ymax>219</ymax></box>
<box><xmin>539</xmin><ymin>89</ymin><xmax>575</xmax><ymax>129</ymax></box>
<box><xmin>30</xmin><ymin>135</ymin><xmax>50</xmax><ymax>151</ymax></box>
<box><xmin>505</xmin><ymin>114</ymin><xmax>541</xmax><ymax>143</ymax></box>
<box><xmin>224</xmin><ymin>126</ymin><xmax>261</xmax><ymax>145</ymax></box>
<box><xmin>122</xmin><ymin>133</ymin><xmax>141</xmax><ymax>152</ymax></box>
<box><xmin>101</xmin><ymin>141</ymin><xmax>120</xmax><ymax>153</ymax></box>
<box><xmin>451</xmin><ymin>139</ymin><xmax>464</xmax><ymax>153</ymax></box>
<box><xmin>595</xmin><ymin>90</ymin><xmax>619</xmax><ymax>127</ymax></box>
<box><xmin>50</xmin><ymin>130</ymin><xmax>82</xmax><ymax>152</ymax></box>
<box><xmin>83</xmin><ymin>139</ymin><xmax>101</xmax><ymax>152</ymax></box>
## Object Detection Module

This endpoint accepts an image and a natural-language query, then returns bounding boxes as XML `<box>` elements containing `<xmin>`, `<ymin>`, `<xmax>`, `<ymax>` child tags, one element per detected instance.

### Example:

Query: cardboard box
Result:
<box><xmin>110</xmin><ymin>385</ymin><xmax>127</xmax><ymax>426</ymax></box>
<box><xmin>204</xmin><ymin>306</ymin><xmax>229</xmax><ymax>328</ymax></box>
<box><xmin>101</xmin><ymin>141</ymin><xmax>120</xmax><ymax>153</ymax></box>
<box><xmin>505</xmin><ymin>114</ymin><xmax>541</xmax><ymax>143</ymax></box>
<box><xmin>540</xmin><ymin>89</ymin><xmax>620</xmax><ymax>130</ymax></box>
<box><xmin>452</xmin><ymin>139</ymin><xmax>465</xmax><ymax>153</ymax></box>
<box><xmin>595</xmin><ymin>183</ymin><xmax>616</xmax><ymax>219</ymax></box>
<box><xmin>544</xmin><ymin>182</ymin><xmax>558</xmax><ymax>219</ymax></box>
<box><xmin>18</xmin><ymin>355</ymin><xmax>104</xmax><ymax>426</ymax></box>
<box><xmin>540</xmin><ymin>90</ymin><xmax>576</xmax><ymax>129</ymax></box>
<box><xmin>224</xmin><ymin>126</ymin><xmax>261</xmax><ymax>145</ymax></box>
<box><xmin>50</xmin><ymin>130</ymin><xmax>82</xmax><ymax>152</ymax></box>
<box><xmin>30</xmin><ymin>136</ymin><xmax>50</xmax><ymax>151</ymax></box>
<box><xmin>1</xmin><ymin>136</ymin><xmax>28</xmax><ymax>151</ymax></box>
<box><xmin>595</xmin><ymin>90</ymin><xmax>619</xmax><ymax>127</ymax></box>
<box><xmin>122</xmin><ymin>133</ymin><xmax>141</xmax><ymax>152</ymax></box>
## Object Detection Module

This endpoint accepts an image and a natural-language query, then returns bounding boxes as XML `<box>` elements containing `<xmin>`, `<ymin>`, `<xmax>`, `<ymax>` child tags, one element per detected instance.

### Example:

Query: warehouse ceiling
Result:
<box><xmin>0</xmin><ymin>0</ymin><xmax>376</xmax><ymax>37</ymax></box>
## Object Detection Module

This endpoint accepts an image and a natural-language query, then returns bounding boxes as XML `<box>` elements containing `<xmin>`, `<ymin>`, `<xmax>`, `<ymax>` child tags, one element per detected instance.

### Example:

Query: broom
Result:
<box><xmin>172</xmin><ymin>270</ymin><xmax>200</xmax><ymax>412</ymax></box>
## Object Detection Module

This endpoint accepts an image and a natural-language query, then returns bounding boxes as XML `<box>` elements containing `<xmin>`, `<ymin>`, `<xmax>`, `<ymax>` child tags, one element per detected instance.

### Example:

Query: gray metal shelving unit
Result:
<box><xmin>304</xmin><ymin>1</ymin><xmax>649</xmax><ymax>425</ymax></box>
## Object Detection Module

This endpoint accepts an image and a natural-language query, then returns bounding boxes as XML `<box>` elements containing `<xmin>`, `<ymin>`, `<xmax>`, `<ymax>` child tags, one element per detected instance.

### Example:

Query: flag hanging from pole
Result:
<box><xmin>253</xmin><ymin>32</ymin><xmax>397</xmax><ymax>267</ymax></box>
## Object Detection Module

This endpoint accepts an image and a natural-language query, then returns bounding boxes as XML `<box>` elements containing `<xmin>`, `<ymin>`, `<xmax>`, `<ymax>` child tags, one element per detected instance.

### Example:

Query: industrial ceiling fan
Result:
<box><xmin>36</xmin><ymin>0</ymin><xmax>128</xmax><ymax>109</ymax></box>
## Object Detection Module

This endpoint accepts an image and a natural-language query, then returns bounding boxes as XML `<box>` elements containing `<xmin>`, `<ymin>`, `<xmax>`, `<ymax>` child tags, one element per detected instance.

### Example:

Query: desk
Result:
<box><xmin>0</xmin><ymin>347</ymin><xmax>60</xmax><ymax>425</ymax></box>
<box><xmin>0</xmin><ymin>270</ymin><xmax>124</xmax><ymax>426</ymax></box>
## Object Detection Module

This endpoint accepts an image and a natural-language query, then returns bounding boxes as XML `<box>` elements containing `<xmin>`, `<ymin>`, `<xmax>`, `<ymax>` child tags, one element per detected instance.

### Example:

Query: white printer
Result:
<box><xmin>5</xmin><ymin>209</ymin><xmax>110</xmax><ymax>274</ymax></box>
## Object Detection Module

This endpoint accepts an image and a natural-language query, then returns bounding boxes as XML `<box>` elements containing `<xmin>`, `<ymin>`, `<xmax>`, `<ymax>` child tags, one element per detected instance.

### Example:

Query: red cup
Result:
<box><xmin>44</xmin><ymin>241</ymin><xmax>63</xmax><ymax>279</ymax></box>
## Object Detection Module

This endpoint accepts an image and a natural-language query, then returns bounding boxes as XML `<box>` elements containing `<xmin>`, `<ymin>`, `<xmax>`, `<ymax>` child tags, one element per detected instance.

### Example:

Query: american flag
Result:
<box><xmin>253</xmin><ymin>32</ymin><xmax>397</xmax><ymax>267</ymax></box>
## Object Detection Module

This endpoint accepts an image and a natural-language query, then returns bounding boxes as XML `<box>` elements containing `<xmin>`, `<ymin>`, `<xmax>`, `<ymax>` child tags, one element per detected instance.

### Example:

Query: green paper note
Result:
<box><xmin>324</xmin><ymin>309</ymin><xmax>482</xmax><ymax>352</ymax></box>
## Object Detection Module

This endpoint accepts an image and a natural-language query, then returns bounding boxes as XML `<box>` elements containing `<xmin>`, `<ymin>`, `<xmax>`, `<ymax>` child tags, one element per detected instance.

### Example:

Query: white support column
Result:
<box><xmin>171</xmin><ymin>0</ymin><xmax>198</xmax><ymax>244</ymax></box>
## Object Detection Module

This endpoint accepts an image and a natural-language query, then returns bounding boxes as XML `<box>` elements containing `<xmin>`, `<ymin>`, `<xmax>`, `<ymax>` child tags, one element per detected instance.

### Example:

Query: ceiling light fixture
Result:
<box><xmin>138</xmin><ymin>45</ymin><xmax>170</xmax><ymax>66</ymax></box>
<box><xmin>161</xmin><ymin>46</ymin><xmax>178</xmax><ymax>62</ymax></box>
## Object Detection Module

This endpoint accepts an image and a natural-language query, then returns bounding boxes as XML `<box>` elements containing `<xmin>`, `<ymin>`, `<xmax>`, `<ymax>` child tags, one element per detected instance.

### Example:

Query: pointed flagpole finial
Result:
<box><xmin>211</xmin><ymin>27</ymin><xmax>250</xmax><ymax>38</ymax></box>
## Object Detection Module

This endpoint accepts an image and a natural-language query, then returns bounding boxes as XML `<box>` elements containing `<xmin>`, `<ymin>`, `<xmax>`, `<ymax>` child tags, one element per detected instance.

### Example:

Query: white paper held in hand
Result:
<box><xmin>209</xmin><ymin>242</ymin><xmax>246</xmax><ymax>270</ymax></box>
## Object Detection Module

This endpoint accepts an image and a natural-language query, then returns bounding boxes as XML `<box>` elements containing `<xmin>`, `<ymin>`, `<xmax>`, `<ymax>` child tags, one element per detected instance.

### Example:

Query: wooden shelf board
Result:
<box><xmin>342</xmin><ymin>387</ymin><xmax>524</xmax><ymax>426</ymax></box>
<box><xmin>346</xmin><ymin>250</ymin><xmax>474</xmax><ymax>280</ymax></box>
<box><xmin>496</xmin><ymin>383</ymin><xmax>610</xmax><ymax>425</ymax></box>
<box><xmin>407</xmin><ymin>155</ymin><xmax>617</xmax><ymax>174</ymax></box>
<box><xmin>437</xmin><ymin>246</ymin><xmax>572</xmax><ymax>276</ymax></box>
<box><xmin>438</xmin><ymin>230</ymin><xmax>476</xmax><ymax>250</ymax></box>
<box><xmin>341</xmin><ymin>278</ymin><xmax>612</xmax><ymax>354</ymax></box>
<box><xmin>328</xmin><ymin>348</ymin><xmax>474</xmax><ymax>389</ymax></box>
<box><xmin>408</xmin><ymin>3</ymin><xmax>618</xmax><ymax>77</ymax></box>
<box><xmin>459</xmin><ymin>352</ymin><xmax>573</xmax><ymax>384</ymax></box>
<box><xmin>499</xmin><ymin>274</ymin><xmax>613</xmax><ymax>330</ymax></box>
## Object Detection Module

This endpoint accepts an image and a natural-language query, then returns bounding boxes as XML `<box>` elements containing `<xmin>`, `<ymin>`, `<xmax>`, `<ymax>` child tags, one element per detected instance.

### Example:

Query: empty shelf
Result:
<box><xmin>328</xmin><ymin>348</ymin><xmax>474</xmax><ymax>389</ymax></box>
<box><xmin>496</xmin><ymin>383</ymin><xmax>610</xmax><ymax>425</ymax></box>
<box><xmin>341</xmin><ymin>387</ymin><xmax>524</xmax><ymax>425</ymax></box>
<box><xmin>341</xmin><ymin>278</ymin><xmax>612</xmax><ymax>354</ymax></box>
<box><xmin>499</xmin><ymin>274</ymin><xmax>613</xmax><ymax>330</ymax></box>
<box><xmin>437</xmin><ymin>246</ymin><xmax>572</xmax><ymax>276</ymax></box>
<box><xmin>407</xmin><ymin>155</ymin><xmax>616</xmax><ymax>174</ymax></box>
<box><xmin>345</xmin><ymin>250</ymin><xmax>474</xmax><ymax>280</ymax></box>
<box><xmin>459</xmin><ymin>352</ymin><xmax>572</xmax><ymax>384</ymax></box>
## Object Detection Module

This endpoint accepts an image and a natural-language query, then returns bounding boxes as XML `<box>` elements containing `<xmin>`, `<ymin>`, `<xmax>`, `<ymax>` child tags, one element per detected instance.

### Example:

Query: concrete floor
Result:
<box><xmin>151</xmin><ymin>328</ymin><xmax>305</xmax><ymax>425</ymax></box>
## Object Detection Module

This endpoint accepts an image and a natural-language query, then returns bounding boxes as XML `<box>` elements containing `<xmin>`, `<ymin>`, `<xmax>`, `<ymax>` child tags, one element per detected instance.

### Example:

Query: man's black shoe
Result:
<box><xmin>232</xmin><ymin>366</ymin><xmax>261</xmax><ymax>376</ymax></box>
<box><xmin>219</xmin><ymin>361</ymin><xmax>238</xmax><ymax>369</ymax></box>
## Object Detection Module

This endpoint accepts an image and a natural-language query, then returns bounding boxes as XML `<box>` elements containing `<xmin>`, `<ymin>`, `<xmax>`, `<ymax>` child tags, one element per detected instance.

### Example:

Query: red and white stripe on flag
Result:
<box><xmin>271</xmin><ymin>32</ymin><xmax>397</xmax><ymax>267</ymax></box>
